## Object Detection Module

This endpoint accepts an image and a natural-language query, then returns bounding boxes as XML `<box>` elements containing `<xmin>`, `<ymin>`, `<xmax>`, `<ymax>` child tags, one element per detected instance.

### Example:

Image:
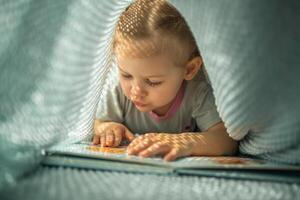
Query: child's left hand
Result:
<box><xmin>127</xmin><ymin>133</ymin><xmax>198</xmax><ymax>161</ymax></box>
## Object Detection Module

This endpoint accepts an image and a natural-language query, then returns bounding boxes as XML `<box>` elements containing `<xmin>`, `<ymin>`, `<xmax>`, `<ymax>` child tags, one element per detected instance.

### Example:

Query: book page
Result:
<box><xmin>46</xmin><ymin>142</ymin><xmax>300</xmax><ymax>171</ymax></box>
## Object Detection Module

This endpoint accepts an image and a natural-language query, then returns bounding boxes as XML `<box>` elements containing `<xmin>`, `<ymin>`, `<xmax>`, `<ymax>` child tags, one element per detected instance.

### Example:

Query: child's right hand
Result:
<box><xmin>92</xmin><ymin>120</ymin><xmax>135</xmax><ymax>147</ymax></box>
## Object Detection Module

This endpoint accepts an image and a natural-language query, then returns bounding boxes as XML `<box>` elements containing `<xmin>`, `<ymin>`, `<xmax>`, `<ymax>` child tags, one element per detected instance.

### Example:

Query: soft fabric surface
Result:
<box><xmin>1</xmin><ymin>167</ymin><xmax>300</xmax><ymax>200</ymax></box>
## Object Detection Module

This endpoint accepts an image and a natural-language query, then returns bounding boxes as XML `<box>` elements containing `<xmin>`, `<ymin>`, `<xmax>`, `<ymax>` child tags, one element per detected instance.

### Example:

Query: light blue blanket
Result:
<box><xmin>0</xmin><ymin>0</ymin><xmax>299</xmax><ymax>197</ymax></box>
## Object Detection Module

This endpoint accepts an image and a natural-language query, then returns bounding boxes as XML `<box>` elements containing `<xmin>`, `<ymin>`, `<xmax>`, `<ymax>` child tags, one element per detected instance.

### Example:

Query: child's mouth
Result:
<box><xmin>133</xmin><ymin>101</ymin><xmax>147</xmax><ymax>107</ymax></box>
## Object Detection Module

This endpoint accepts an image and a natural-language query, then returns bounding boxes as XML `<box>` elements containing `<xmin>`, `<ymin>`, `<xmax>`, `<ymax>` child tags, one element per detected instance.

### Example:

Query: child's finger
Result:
<box><xmin>127</xmin><ymin>138</ymin><xmax>151</xmax><ymax>155</ymax></box>
<box><xmin>138</xmin><ymin>142</ymin><xmax>170</xmax><ymax>158</ymax></box>
<box><xmin>127</xmin><ymin>137</ymin><xmax>140</xmax><ymax>150</ymax></box>
<box><xmin>100</xmin><ymin>134</ymin><xmax>106</xmax><ymax>147</ymax></box>
<box><xmin>163</xmin><ymin>148</ymin><xmax>181</xmax><ymax>161</ymax></box>
<box><xmin>106</xmin><ymin>132</ymin><xmax>114</xmax><ymax>147</ymax></box>
<box><xmin>143</xmin><ymin>133</ymin><xmax>156</xmax><ymax>138</ymax></box>
<box><xmin>124</xmin><ymin>128</ymin><xmax>135</xmax><ymax>142</ymax></box>
<box><xmin>113</xmin><ymin>129</ymin><xmax>123</xmax><ymax>147</ymax></box>
<box><xmin>127</xmin><ymin>134</ymin><xmax>145</xmax><ymax>150</ymax></box>
<box><xmin>92</xmin><ymin>135</ymin><xmax>100</xmax><ymax>145</ymax></box>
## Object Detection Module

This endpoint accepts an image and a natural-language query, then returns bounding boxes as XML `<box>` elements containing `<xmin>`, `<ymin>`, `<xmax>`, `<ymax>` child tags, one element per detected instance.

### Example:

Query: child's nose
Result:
<box><xmin>130</xmin><ymin>85</ymin><xmax>146</xmax><ymax>99</ymax></box>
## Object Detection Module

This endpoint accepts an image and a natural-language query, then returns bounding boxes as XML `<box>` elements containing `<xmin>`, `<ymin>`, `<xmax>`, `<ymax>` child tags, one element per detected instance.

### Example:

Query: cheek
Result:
<box><xmin>154</xmin><ymin>82</ymin><xmax>182</xmax><ymax>99</ymax></box>
<box><xmin>151</xmin><ymin>84</ymin><xmax>177</xmax><ymax>99</ymax></box>
<box><xmin>119</xmin><ymin>79</ymin><xmax>131</xmax><ymax>97</ymax></box>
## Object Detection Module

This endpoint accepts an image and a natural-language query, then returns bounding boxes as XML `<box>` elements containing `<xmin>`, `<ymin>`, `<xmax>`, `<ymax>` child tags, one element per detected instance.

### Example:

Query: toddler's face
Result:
<box><xmin>117</xmin><ymin>54</ymin><xmax>186</xmax><ymax>116</ymax></box>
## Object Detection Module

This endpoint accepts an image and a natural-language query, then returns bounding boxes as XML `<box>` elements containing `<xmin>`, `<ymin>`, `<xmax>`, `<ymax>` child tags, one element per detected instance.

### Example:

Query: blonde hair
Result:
<box><xmin>113</xmin><ymin>0</ymin><xmax>200</xmax><ymax>66</ymax></box>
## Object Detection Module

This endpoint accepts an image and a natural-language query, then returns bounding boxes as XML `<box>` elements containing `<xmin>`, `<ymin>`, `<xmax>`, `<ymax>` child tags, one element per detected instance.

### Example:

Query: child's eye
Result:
<box><xmin>121</xmin><ymin>74</ymin><xmax>132</xmax><ymax>79</ymax></box>
<box><xmin>146</xmin><ymin>79</ymin><xmax>162</xmax><ymax>87</ymax></box>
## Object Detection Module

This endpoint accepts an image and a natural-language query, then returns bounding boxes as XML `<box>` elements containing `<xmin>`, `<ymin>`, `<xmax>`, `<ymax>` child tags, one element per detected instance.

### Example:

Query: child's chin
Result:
<box><xmin>135</xmin><ymin>105</ymin><xmax>151</xmax><ymax>112</ymax></box>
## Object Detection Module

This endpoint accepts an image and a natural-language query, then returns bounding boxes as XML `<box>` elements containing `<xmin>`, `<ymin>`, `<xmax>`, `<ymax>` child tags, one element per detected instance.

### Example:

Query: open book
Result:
<box><xmin>43</xmin><ymin>142</ymin><xmax>300</xmax><ymax>183</ymax></box>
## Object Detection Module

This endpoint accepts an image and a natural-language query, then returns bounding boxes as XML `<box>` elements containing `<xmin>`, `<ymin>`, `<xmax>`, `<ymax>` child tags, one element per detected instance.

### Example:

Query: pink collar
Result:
<box><xmin>148</xmin><ymin>81</ymin><xmax>186</xmax><ymax>123</ymax></box>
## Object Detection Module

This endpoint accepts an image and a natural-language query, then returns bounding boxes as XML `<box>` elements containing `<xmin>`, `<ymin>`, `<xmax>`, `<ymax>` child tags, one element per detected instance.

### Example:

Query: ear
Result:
<box><xmin>184</xmin><ymin>56</ymin><xmax>202</xmax><ymax>80</ymax></box>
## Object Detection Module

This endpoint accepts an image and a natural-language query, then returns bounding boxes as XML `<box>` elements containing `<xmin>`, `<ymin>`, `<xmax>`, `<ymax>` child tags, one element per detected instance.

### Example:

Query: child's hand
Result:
<box><xmin>127</xmin><ymin>133</ymin><xmax>198</xmax><ymax>161</ymax></box>
<box><xmin>93</xmin><ymin>121</ymin><xmax>135</xmax><ymax>147</ymax></box>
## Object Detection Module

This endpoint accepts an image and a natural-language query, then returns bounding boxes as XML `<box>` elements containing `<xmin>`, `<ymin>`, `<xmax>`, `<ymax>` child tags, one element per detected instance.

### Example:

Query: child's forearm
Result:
<box><xmin>183</xmin><ymin>124</ymin><xmax>238</xmax><ymax>156</ymax></box>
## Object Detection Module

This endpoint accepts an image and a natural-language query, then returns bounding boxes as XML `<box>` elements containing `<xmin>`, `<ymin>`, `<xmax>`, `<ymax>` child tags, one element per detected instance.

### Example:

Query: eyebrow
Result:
<box><xmin>118</xmin><ymin>67</ymin><xmax>165</xmax><ymax>78</ymax></box>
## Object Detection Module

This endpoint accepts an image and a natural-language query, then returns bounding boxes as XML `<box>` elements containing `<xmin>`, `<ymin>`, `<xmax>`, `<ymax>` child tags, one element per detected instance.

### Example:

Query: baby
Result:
<box><xmin>93</xmin><ymin>0</ymin><xmax>237</xmax><ymax>161</ymax></box>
